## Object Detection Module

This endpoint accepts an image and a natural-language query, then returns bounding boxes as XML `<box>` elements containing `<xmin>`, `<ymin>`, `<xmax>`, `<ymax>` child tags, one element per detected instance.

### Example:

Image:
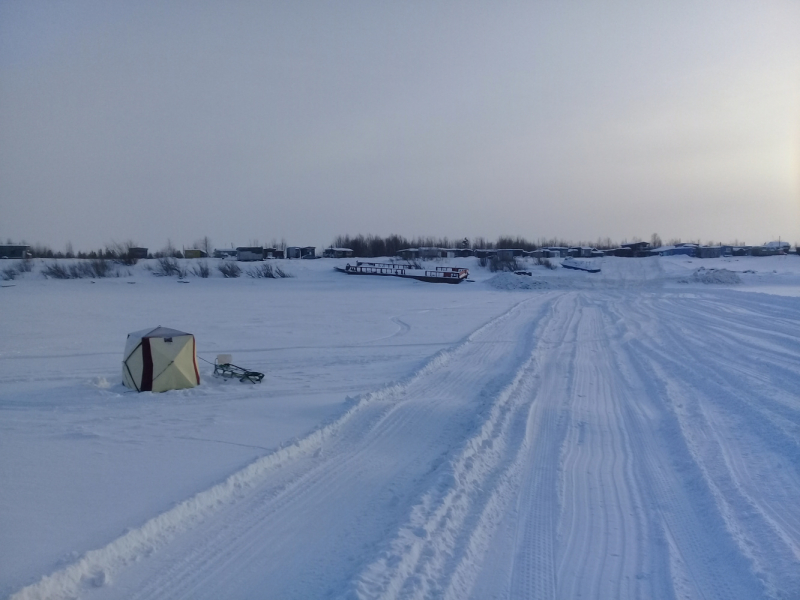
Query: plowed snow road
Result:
<box><xmin>11</xmin><ymin>289</ymin><xmax>800</xmax><ymax>600</ymax></box>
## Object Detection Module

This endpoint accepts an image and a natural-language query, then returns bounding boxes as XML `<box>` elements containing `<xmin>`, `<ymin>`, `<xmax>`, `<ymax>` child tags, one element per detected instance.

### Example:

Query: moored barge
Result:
<box><xmin>335</xmin><ymin>261</ymin><xmax>469</xmax><ymax>284</ymax></box>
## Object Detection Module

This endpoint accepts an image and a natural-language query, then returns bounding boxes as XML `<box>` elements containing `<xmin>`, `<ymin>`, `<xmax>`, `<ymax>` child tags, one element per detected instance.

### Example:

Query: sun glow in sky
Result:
<box><xmin>1</xmin><ymin>1</ymin><xmax>798</xmax><ymax>251</ymax></box>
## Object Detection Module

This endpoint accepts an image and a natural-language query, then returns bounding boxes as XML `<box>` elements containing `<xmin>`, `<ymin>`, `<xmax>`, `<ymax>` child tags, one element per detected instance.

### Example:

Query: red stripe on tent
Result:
<box><xmin>192</xmin><ymin>336</ymin><xmax>200</xmax><ymax>384</ymax></box>
<box><xmin>141</xmin><ymin>338</ymin><xmax>153</xmax><ymax>392</ymax></box>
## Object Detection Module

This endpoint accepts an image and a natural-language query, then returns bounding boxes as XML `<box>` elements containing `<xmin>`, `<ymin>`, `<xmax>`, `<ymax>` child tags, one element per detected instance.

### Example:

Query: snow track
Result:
<box><xmin>9</xmin><ymin>287</ymin><xmax>800</xmax><ymax>600</ymax></box>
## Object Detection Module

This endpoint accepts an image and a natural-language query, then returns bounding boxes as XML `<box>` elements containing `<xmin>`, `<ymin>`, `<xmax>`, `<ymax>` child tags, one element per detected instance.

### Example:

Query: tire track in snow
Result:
<box><xmin>501</xmin><ymin>293</ymin><xmax>670</xmax><ymax>600</ymax></box>
<box><xmin>352</xmin><ymin>294</ymin><xmax>578</xmax><ymax>600</ymax></box>
<box><xmin>8</xmin><ymin>295</ymin><xmax>555</xmax><ymax>600</ymax></box>
<box><xmin>498</xmin><ymin>289</ymin><xmax>786</xmax><ymax>600</ymax></box>
<box><xmin>504</xmin><ymin>294</ymin><xmax>583</xmax><ymax>600</ymax></box>
<box><xmin>623</xmin><ymin>292</ymin><xmax>800</xmax><ymax>597</ymax></box>
<box><xmin>553</xmin><ymin>298</ymin><xmax>641</xmax><ymax>599</ymax></box>
<box><xmin>601</xmin><ymin>294</ymin><xmax>740</xmax><ymax>600</ymax></box>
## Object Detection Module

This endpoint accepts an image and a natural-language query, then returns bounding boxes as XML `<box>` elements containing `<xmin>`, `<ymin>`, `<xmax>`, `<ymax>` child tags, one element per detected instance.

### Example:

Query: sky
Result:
<box><xmin>1</xmin><ymin>1</ymin><xmax>798</xmax><ymax>252</ymax></box>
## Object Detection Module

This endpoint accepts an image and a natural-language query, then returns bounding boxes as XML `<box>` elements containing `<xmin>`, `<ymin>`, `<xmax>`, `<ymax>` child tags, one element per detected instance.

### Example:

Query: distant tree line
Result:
<box><xmin>329</xmin><ymin>234</ymin><xmax>624</xmax><ymax>257</ymax></box>
<box><xmin>16</xmin><ymin>239</ymin><xmax>215</xmax><ymax>262</ymax></box>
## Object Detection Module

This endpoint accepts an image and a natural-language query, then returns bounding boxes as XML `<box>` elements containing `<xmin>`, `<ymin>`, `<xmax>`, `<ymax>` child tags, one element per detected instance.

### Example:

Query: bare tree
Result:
<box><xmin>193</xmin><ymin>236</ymin><xmax>213</xmax><ymax>256</ymax></box>
<box><xmin>107</xmin><ymin>240</ymin><xmax>140</xmax><ymax>265</ymax></box>
<box><xmin>650</xmin><ymin>233</ymin><xmax>662</xmax><ymax>248</ymax></box>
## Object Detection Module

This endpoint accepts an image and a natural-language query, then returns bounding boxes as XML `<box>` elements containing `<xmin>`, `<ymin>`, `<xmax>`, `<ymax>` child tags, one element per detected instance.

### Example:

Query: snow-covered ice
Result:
<box><xmin>2</xmin><ymin>254</ymin><xmax>800</xmax><ymax>599</ymax></box>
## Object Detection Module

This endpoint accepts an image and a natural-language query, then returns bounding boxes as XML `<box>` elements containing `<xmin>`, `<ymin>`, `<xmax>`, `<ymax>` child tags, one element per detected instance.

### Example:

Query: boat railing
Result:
<box><xmin>348</xmin><ymin>263</ymin><xmax>408</xmax><ymax>276</ymax></box>
<box><xmin>356</xmin><ymin>261</ymin><xmax>416</xmax><ymax>269</ymax></box>
<box><xmin>344</xmin><ymin>262</ymin><xmax>468</xmax><ymax>281</ymax></box>
<box><xmin>423</xmin><ymin>269</ymin><xmax>468</xmax><ymax>279</ymax></box>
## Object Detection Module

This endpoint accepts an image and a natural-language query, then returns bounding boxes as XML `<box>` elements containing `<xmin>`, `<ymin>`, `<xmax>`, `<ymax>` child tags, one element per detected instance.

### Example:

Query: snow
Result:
<box><xmin>485</xmin><ymin>272</ymin><xmax>551</xmax><ymax>290</ymax></box>
<box><xmin>2</xmin><ymin>254</ymin><xmax>800</xmax><ymax>599</ymax></box>
<box><xmin>682</xmin><ymin>267</ymin><xmax>742</xmax><ymax>285</ymax></box>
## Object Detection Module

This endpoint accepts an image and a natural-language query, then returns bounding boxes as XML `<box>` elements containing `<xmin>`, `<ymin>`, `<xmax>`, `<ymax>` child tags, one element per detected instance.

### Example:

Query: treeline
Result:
<box><xmin>22</xmin><ymin>241</ymin><xmax>144</xmax><ymax>263</ymax></box>
<box><xmin>15</xmin><ymin>239</ymin><xmax>214</xmax><ymax>262</ymax></box>
<box><xmin>330</xmin><ymin>234</ymin><xmax>456</xmax><ymax>257</ymax></box>
<box><xmin>329</xmin><ymin>234</ymin><xmax>622</xmax><ymax>257</ymax></box>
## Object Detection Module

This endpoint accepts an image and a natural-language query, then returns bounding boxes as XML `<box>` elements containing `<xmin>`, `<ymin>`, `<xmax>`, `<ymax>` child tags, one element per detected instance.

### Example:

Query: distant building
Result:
<box><xmin>544</xmin><ymin>247</ymin><xmax>568</xmax><ymax>258</ymax></box>
<box><xmin>183</xmin><ymin>249</ymin><xmax>207</xmax><ymax>259</ymax></box>
<box><xmin>0</xmin><ymin>245</ymin><xmax>30</xmax><ymax>259</ymax></box>
<box><xmin>418</xmin><ymin>247</ymin><xmax>444</xmax><ymax>259</ymax></box>
<box><xmin>496</xmin><ymin>249</ymin><xmax>524</xmax><ymax>260</ymax></box>
<box><xmin>396</xmin><ymin>248</ymin><xmax>419</xmax><ymax>260</ymax></box>
<box><xmin>214</xmin><ymin>249</ymin><xmax>237</xmax><ymax>259</ymax></box>
<box><xmin>236</xmin><ymin>247</ymin><xmax>263</xmax><ymax>261</ymax></box>
<box><xmin>473</xmin><ymin>249</ymin><xmax>497</xmax><ymax>259</ymax></box>
<box><xmin>696</xmin><ymin>246</ymin><xmax>722</xmax><ymax>259</ymax></box>
<box><xmin>127</xmin><ymin>247</ymin><xmax>148</xmax><ymax>260</ymax></box>
<box><xmin>752</xmin><ymin>245</ymin><xmax>785</xmax><ymax>257</ymax></box>
<box><xmin>443</xmin><ymin>248</ymin><xmax>473</xmax><ymax>258</ymax></box>
<box><xmin>619</xmin><ymin>242</ymin><xmax>651</xmax><ymax>257</ymax></box>
<box><xmin>287</xmin><ymin>246</ymin><xmax>317</xmax><ymax>259</ymax></box>
<box><xmin>761</xmin><ymin>241</ymin><xmax>790</xmax><ymax>253</ymax></box>
<box><xmin>764</xmin><ymin>241</ymin><xmax>790</xmax><ymax>250</ymax></box>
<box><xmin>659</xmin><ymin>246</ymin><xmax>696</xmax><ymax>257</ymax></box>
<box><xmin>263</xmin><ymin>247</ymin><xmax>285</xmax><ymax>259</ymax></box>
<box><xmin>323</xmin><ymin>247</ymin><xmax>353</xmax><ymax>258</ymax></box>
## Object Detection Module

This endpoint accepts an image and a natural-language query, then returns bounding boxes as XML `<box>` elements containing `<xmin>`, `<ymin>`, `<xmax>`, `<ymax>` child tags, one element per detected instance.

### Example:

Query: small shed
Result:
<box><xmin>659</xmin><ymin>246</ymin><xmax>696</xmax><ymax>257</ymax></box>
<box><xmin>263</xmin><ymin>247</ymin><xmax>285</xmax><ymax>259</ymax></box>
<box><xmin>474</xmin><ymin>249</ymin><xmax>497</xmax><ymax>259</ymax></box>
<box><xmin>496</xmin><ymin>249</ymin><xmax>524</xmax><ymax>260</ymax></box>
<box><xmin>546</xmin><ymin>247</ymin><xmax>569</xmax><ymax>258</ymax></box>
<box><xmin>183</xmin><ymin>249</ymin><xmax>208</xmax><ymax>259</ymax></box>
<box><xmin>0</xmin><ymin>245</ymin><xmax>30</xmax><ymax>259</ymax></box>
<box><xmin>697</xmin><ymin>246</ymin><xmax>722</xmax><ymax>259</ymax></box>
<box><xmin>236</xmin><ymin>247</ymin><xmax>263</xmax><ymax>261</ymax></box>
<box><xmin>418</xmin><ymin>247</ymin><xmax>444</xmax><ymax>259</ymax></box>
<box><xmin>396</xmin><ymin>248</ymin><xmax>419</xmax><ymax>260</ymax></box>
<box><xmin>323</xmin><ymin>247</ymin><xmax>353</xmax><ymax>258</ymax></box>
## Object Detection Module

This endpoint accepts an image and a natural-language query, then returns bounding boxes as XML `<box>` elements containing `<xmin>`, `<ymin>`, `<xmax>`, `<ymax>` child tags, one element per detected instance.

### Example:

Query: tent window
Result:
<box><xmin>165</xmin><ymin>338</ymin><xmax>173</xmax><ymax>343</ymax></box>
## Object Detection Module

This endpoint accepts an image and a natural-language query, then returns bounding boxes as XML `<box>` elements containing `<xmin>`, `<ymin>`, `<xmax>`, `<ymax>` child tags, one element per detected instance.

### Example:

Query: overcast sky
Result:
<box><xmin>1</xmin><ymin>1</ymin><xmax>798</xmax><ymax>251</ymax></box>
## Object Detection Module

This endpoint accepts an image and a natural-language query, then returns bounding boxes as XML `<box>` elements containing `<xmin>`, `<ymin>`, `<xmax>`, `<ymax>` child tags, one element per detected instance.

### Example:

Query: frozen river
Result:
<box><xmin>2</xmin><ymin>255</ymin><xmax>799</xmax><ymax>599</ymax></box>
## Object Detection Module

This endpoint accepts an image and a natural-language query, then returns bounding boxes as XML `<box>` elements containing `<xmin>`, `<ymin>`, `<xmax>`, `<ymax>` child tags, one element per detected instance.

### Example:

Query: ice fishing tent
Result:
<box><xmin>122</xmin><ymin>327</ymin><xmax>200</xmax><ymax>392</ymax></box>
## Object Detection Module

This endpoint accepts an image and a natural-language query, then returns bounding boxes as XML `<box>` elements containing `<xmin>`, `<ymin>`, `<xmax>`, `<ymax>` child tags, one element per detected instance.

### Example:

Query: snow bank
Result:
<box><xmin>485</xmin><ymin>273</ymin><xmax>550</xmax><ymax>290</ymax></box>
<box><xmin>683</xmin><ymin>268</ymin><xmax>742</xmax><ymax>285</ymax></box>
